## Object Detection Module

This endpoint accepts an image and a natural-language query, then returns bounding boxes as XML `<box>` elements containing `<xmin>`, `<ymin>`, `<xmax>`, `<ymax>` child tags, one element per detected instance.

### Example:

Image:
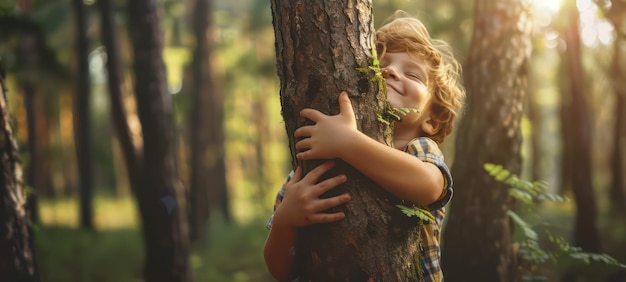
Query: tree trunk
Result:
<box><xmin>127</xmin><ymin>0</ymin><xmax>191</xmax><ymax>281</ymax></box>
<box><xmin>527</xmin><ymin>66</ymin><xmax>543</xmax><ymax>182</ymax></box>
<box><xmin>98</xmin><ymin>0</ymin><xmax>142</xmax><ymax>198</ymax></box>
<box><xmin>271</xmin><ymin>1</ymin><xmax>431</xmax><ymax>281</ymax></box>
<box><xmin>189</xmin><ymin>0</ymin><xmax>229</xmax><ymax>242</ymax></box>
<box><xmin>0</xmin><ymin>68</ymin><xmax>39</xmax><ymax>282</ymax></box>
<box><xmin>72</xmin><ymin>0</ymin><xmax>94</xmax><ymax>230</ymax></box>
<box><xmin>560</xmin><ymin>3</ymin><xmax>600</xmax><ymax>252</ymax></box>
<box><xmin>17</xmin><ymin>2</ymin><xmax>44</xmax><ymax>226</ymax></box>
<box><xmin>606</xmin><ymin>0</ymin><xmax>626</xmax><ymax>217</ymax></box>
<box><xmin>441</xmin><ymin>1</ymin><xmax>532</xmax><ymax>281</ymax></box>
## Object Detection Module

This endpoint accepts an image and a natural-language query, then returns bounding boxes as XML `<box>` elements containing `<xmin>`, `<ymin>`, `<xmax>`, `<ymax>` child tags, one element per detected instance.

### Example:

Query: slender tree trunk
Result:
<box><xmin>17</xmin><ymin>1</ymin><xmax>42</xmax><ymax>225</ymax></box>
<box><xmin>0</xmin><ymin>68</ymin><xmax>39</xmax><ymax>282</ymax></box>
<box><xmin>98</xmin><ymin>0</ymin><xmax>142</xmax><ymax>196</ymax></box>
<box><xmin>527</xmin><ymin>65</ymin><xmax>543</xmax><ymax>182</ymax></box>
<box><xmin>72</xmin><ymin>0</ymin><xmax>94</xmax><ymax>230</ymax></box>
<box><xmin>606</xmin><ymin>1</ymin><xmax>626</xmax><ymax>216</ymax></box>
<box><xmin>271</xmin><ymin>1</ymin><xmax>432</xmax><ymax>281</ymax></box>
<box><xmin>441</xmin><ymin>1</ymin><xmax>532</xmax><ymax>281</ymax></box>
<box><xmin>560</xmin><ymin>3</ymin><xmax>600</xmax><ymax>252</ymax></box>
<box><xmin>253</xmin><ymin>99</ymin><xmax>268</xmax><ymax>209</ymax></box>
<box><xmin>21</xmin><ymin>71</ymin><xmax>40</xmax><ymax>225</ymax></box>
<box><xmin>127</xmin><ymin>0</ymin><xmax>191</xmax><ymax>280</ymax></box>
<box><xmin>189</xmin><ymin>0</ymin><xmax>229</xmax><ymax>241</ymax></box>
<box><xmin>609</xmin><ymin>50</ymin><xmax>626</xmax><ymax>215</ymax></box>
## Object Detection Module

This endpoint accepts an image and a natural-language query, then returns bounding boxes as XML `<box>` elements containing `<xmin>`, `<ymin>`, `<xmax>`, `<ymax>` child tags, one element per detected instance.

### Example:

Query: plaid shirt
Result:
<box><xmin>267</xmin><ymin>137</ymin><xmax>453</xmax><ymax>282</ymax></box>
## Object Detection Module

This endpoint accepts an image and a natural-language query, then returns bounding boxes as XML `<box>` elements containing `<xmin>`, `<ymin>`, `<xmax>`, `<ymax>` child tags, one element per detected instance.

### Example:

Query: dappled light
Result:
<box><xmin>0</xmin><ymin>0</ymin><xmax>625</xmax><ymax>281</ymax></box>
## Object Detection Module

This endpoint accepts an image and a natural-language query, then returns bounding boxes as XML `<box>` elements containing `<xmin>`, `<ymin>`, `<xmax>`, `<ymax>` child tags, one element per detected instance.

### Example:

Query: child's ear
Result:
<box><xmin>420</xmin><ymin>117</ymin><xmax>441</xmax><ymax>136</ymax></box>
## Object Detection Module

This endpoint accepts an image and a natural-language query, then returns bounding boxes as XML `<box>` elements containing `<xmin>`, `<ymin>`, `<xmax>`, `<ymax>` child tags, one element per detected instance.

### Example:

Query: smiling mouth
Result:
<box><xmin>386</xmin><ymin>83</ymin><xmax>402</xmax><ymax>95</ymax></box>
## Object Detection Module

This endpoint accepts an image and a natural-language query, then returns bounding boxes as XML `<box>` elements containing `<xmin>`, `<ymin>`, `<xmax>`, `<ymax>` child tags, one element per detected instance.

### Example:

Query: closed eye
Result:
<box><xmin>406</xmin><ymin>72</ymin><xmax>424</xmax><ymax>82</ymax></box>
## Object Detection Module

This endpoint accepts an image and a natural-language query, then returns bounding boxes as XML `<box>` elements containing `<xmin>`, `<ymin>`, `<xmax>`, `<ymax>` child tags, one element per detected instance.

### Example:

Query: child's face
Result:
<box><xmin>380</xmin><ymin>52</ymin><xmax>432</xmax><ymax>129</ymax></box>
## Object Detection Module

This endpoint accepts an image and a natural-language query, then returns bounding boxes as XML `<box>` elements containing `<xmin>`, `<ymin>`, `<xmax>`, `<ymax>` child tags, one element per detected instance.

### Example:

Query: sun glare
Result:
<box><xmin>533</xmin><ymin>0</ymin><xmax>614</xmax><ymax>48</ymax></box>
<box><xmin>578</xmin><ymin>0</ymin><xmax>614</xmax><ymax>47</ymax></box>
<box><xmin>533</xmin><ymin>0</ymin><xmax>562</xmax><ymax>14</ymax></box>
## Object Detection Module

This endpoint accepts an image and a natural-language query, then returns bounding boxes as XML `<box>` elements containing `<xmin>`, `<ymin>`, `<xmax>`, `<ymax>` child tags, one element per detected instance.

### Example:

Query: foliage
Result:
<box><xmin>396</xmin><ymin>204</ymin><xmax>434</xmax><ymax>223</ymax></box>
<box><xmin>377</xmin><ymin>107</ymin><xmax>420</xmax><ymax>125</ymax></box>
<box><xmin>484</xmin><ymin>163</ymin><xmax>626</xmax><ymax>274</ymax></box>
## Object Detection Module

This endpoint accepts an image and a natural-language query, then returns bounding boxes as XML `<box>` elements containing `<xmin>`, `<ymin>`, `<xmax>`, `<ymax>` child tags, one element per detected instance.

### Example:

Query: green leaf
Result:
<box><xmin>495</xmin><ymin>170</ymin><xmax>511</xmax><ymax>181</ymax></box>
<box><xmin>397</xmin><ymin>205</ymin><xmax>435</xmax><ymax>223</ymax></box>
<box><xmin>507</xmin><ymin>210</ymin><xmax>537</xmax><ymax>241</ymax></box>
<box><xmin>509</xmin><ymin>188</ymin><xmax>534</xmax><ymax>205</ymax></box>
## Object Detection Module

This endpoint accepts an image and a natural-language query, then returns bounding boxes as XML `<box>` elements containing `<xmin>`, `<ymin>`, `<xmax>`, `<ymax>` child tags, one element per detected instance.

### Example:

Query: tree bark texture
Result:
<box><xmin>127</xmin><ymin>0</ymin><xmax>191</xmax><ymax>281</ymax></box>
<box><xmin>72</xmin><ymin>0</ymin><xmax>94</xmax><ymax>230</ymax></box>
<box><xmin>560</xmin><ymin>3</ymin><xmax>600</xmax><ymax>252</ymax></box>
<box><xmin>441</xmin><ymin>1</ymin><xmax>532</xmax><ymax>281</ymax></box>
<box><xmin>272</xmin><ymin>1</ymin><xmax>432</xmax><ymax>281</ymax></box>
<box><xmin>0</xmin><ymin>69</ymin><xmax>39</xmax><ymax>281</ymax></box>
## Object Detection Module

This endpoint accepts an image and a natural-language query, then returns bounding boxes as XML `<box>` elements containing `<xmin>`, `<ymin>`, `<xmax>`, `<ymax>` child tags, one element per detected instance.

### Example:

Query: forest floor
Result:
<box><xmin>34</xmin><ymin>195</ymin><xmax>625</xmax><ymax>282</ymax></box>
<box><xmin>35</xmin><ymin>195</ymin><xmax>274</xmax><ymax>282</ymax></box>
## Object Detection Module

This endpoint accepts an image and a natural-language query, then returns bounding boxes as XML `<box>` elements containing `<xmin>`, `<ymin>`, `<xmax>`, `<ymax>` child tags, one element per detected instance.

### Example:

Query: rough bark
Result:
<box><xmin>72</xmin><ymin>0</ymin><xmax>94</xmax><ymax>230</ymax></box>
<box><xmin>441</xmin><ymin>1</ymin><xmax>532</xmax><ymax>281</ymax></box>
<box><xmin>272</xmin><ymin>1</ymin><xmax>430</xmax><ymax>281</ymax></box>
<box><xmin>127</xmin><ymin>0</ymin><xmax>191</xmax><ymax>281</ymax></box>
<box><xmin>0</xmin><ymin>68</ymin><xmax>39</xmax><ymax>281</ymax></box>
<box><xmin>560</xmin><ymin>3</ymin><xmax>600</xmax><ymax>252</ymax></box>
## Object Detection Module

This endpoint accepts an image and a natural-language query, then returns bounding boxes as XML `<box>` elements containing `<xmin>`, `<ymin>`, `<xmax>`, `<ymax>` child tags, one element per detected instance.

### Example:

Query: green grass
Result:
<box><xmin>35</xmin><ymin>195</ymin><xmax>274</xmax><ymax>282</ymax></box>
<box><xmin>193</xmin><ymin>222</ymin><xmax>274</xmax><ymax>282</ymax></box>
<box><xmin>36</xmin><ymin>194</ymin><xmax>624</xmax><ymax>282</ymax></box>
<box><xmin>36</xmin><ymin>226</ymin><xmax>144</xmax><ymax>282</ymax></box>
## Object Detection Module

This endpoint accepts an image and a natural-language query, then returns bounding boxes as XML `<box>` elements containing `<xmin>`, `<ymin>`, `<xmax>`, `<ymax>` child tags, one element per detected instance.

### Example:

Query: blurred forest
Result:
<box><xmin>0</xmin><ymin>0</ymin><xmax>625</xmax><ymax>281</ymax></box>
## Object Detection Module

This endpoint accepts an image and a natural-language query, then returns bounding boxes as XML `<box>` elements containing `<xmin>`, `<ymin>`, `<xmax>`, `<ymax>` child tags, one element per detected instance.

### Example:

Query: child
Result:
<box><xmin>264</xmin><ymin>11</ymin><xmax>465</xmax><ymax>282</ymax></box>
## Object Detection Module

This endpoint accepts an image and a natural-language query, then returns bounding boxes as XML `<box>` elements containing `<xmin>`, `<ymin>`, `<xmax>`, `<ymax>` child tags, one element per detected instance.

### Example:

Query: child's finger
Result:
<box><xmin>295</xmin><ymin>138</ymin><xmax>311</xmax><ymax>151</ymax></box>
<box><xmin>313</xmin><ymin>174</ymin><xmax>347</xmax><ymax>196</ymax></box>
<box><xmin>294</xmin><ymin>125</ymin><xmax>312</xmax><ymax>138</ymax></box>
<box><xmin>315</xmin><ymin>192</ymin><xmax>350</xmax><ymax>211</ymax></box>
<box><xmin>307</xmin><ymin>212</ymin><xmax>345</xmax><ymax>224</ymax></box>
<box><xmin>302</xmin><ymin>161</ymin><xmax>335</xmax><ymax>183</ymax></box>
<box><xmin>289</xmin><ymin>166</ymin><xmax>303</xmax><ymax>183</ymax></box>
<box><xmin>300</xmin><ymin>108</ymin><xmax>325</xmax><ymax>122</ymax></box>
<box><xmin>338</xmin><ymin>91</ymin><xmax>355</xmax><ymax>117</ymax></box>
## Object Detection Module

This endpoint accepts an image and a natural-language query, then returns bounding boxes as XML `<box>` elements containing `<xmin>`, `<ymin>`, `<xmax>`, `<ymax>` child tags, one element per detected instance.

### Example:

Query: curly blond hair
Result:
<box><xmin>376</xmin><ymin>11</ymin><xmax>465</xmax><ymax>143</ymax></box>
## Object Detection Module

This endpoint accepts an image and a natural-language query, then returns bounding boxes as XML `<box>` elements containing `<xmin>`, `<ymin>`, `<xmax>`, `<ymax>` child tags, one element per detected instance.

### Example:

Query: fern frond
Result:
<box><xmin>396</xmin><ymin>205</ymin><xmax>435</xmax><ymax>223</ymax></box>
<box><xmin>507</xmin><ymin>210</ymin><xmax>538</xmax><ymax>241</ymax></box>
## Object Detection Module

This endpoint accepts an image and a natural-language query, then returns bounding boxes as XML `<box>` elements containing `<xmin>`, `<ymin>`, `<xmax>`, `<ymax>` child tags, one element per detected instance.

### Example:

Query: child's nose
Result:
<box><xmin>383</xmin><ymin>67</ymin><xmax>399</xmax><ymax>80</ymax></box>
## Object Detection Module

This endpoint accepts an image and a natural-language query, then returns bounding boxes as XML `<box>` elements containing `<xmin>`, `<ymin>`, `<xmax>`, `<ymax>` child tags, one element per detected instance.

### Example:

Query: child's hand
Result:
<box><xmin>295</xmin><ymin>92</ymin><xmax>358</xmax><ymax>160</ymax></box>
<box><xmin>272</xmin><ymin>161</ymin><xmax>350</xmax><ymax>229</ymax></box>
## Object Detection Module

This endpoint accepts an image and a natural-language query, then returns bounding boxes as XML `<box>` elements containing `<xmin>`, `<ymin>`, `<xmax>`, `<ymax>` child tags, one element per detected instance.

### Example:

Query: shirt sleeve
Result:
<box><xmin>266</xmin><ymin>170</ymin><xmax>294</xmax><ymax>229</ymax></box>
<box><xmin>404</xmin><ymin>137</ymin><xmax>453</xmax><ymax>211</ymax></box>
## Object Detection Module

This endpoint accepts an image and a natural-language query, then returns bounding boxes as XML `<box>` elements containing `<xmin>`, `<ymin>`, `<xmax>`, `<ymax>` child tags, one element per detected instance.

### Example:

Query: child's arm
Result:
<box><xmin>294</xmin><ymin>92</ymin><xmax>444</xmax><ymax>207</ymax></box>
<box><xmin>264</xmin><ymin>162</ymin><xmax>350</xmax><ymax>281</ymax></box>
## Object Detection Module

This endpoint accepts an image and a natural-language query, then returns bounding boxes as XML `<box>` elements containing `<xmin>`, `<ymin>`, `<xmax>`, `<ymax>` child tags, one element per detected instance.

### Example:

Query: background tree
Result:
<box><xmin>98</xmin><ymin>0</ymin><xmax>142</xmax><ymax>199</ymax></box>
<box><xmin>271</xmin><ymin>0</ymin><xmax>438</xmax><ymax>280</ymax></box>
<box><xmin>441</xmin><ymin>0</ymin><xmax>532</xmax><ymax>281</ymax></box>
<box><xmin>603</xmin><ymin>0</ymin><xmax>626</xmax><ymax>216</ymax></box>
<box><xmin>127</xmin><ymin>0</ymin><xmax>191</xmax><ymax>280</ymax></box>
<box><xmin>0</xmin><ymin>66</ymin><xmax>39</xmax><ymax>282</ymax></box>
<box><xmin>559</xmin><ymin>0</ymin><xmax>601</xmax><ymax>252</ymax></box>
<box><xmin>188</xmin><ymin>0</ymin><xmax>229</xmax><ymax>242</ymax></box>
<box><xmin>72</xmin><ymin>0</ymin><xmax>94</xmax><ymax>230</ymax></box>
